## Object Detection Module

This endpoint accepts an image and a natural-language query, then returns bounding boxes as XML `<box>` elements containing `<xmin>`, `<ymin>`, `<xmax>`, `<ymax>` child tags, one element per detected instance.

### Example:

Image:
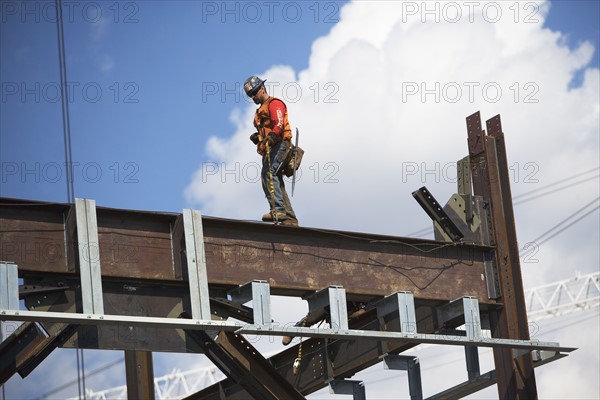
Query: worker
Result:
<box><xmin>244</xmin><ymin>75</ymin><xmax>299</xmax><ymax>226</ymax></box>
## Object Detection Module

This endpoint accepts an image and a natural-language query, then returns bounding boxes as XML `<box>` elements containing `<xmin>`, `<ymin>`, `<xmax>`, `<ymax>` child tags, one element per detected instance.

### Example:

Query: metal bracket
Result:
<box><xmin>457</xmin><ymin>156</ymin><xmax>473</xmax><ymax>197</ymax></box>
<box><xmin>460</xmin><ymin>297</ymin><xmax>482</xmax><ymax>381</ymax></box>
<box><xmin>382</xmin><ymin>354</ymin><xmax>423</xmax><ymax>400</ymax></box>
<box><xmin>182</xmin><ymin>208</ymin><xmax>211</xmax><ymax>320</ymax></box>
<box><xmin>0</xmin><ymin>262</ymin><xmax>18</xmax><ymax>311</ymax></box>
<box><xmin>412</xmin><ymin>187</ymin><xmax>464</xmax><ymax>242</ymax></box>
<box><xmin>228</xmin><ymin>280</ymin><xmax>271</xmax><ymax>326</ymax></box>
<box><xmin>306</xmin><ymin>286</ymin><xmax>348</xmax><ymax>331</ymax></box>
<box><xmin>329</xmin><ymin>379</ymin><xmax>366</xmax><ymax>400</ymax></box>
<box><xmin>75</xmin><ymin>198</ymin><xmax>104</xmax><ymax>314</ymax></box>
<box><xmin>484</xmin><ymin>251</ymin><xmax>501</xmax><ymax>299</ymax></box>
<box><xmin>463</xmin><ymin>297</ymin><xmax>482</xmax><ymax>340</ymax></box>
<box><xmin>377</xmin><ymin>291</ymin><xmax>417</xmax><ymax>334</ymax></box>
<box><xmin>1</xmin><ymin>262</ymin><xmax>19</xmax><ymax>345</ymax></box>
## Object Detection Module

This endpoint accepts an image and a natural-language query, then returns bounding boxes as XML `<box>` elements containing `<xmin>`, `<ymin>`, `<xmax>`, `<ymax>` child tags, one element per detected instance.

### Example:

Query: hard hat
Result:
<box><xmin>244</xmin><ymin>75</ymin><xmax>266</xmax><ymax>97</ymax></box>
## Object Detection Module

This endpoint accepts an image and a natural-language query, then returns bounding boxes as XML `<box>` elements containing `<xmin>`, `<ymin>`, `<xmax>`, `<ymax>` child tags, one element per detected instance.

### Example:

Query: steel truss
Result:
<box><xmin>525</xmin><ymin>271</ymin><xmax>600</xmax><ymax>322</ymax></box>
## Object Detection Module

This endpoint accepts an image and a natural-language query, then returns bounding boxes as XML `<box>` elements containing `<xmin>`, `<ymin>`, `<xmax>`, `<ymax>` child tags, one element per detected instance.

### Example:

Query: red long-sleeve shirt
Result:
<box><xmin>268</xmin><ymin>98</ymin><xmax>287</xmax><ymax>136</ymax></box>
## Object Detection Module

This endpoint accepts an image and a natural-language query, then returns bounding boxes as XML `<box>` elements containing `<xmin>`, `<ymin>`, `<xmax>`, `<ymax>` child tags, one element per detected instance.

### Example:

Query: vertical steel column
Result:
<box><xmin>182</xmin><ymin>209</ymin><xmax>211</xmax><ymax>320</ymax></box>
<box><xmin>383</xmin><ymin>355</ymin><xmax>423</xmax><ymax>400</ymax></box>
<box><xmin>484</xmin><ymin>115</ymin><xmax>537</xmax><ymax>399</ymax></box>
<box><xmin>125</xmin><ymin>350</ymin><xmax>155</xmax><ymax>400</ymax></box>
<box><xmin>75</xmin><ymin>199</ymin><xmax>104</xmax><ymax>314</ymax></box>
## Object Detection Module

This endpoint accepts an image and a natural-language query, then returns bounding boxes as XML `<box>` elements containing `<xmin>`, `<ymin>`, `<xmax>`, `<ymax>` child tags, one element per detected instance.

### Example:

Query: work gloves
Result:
<box><xmin>265</xmin><ymin>132</ymin><xmax>280</xmax><ymax>146</ymax></box>
<box><xmin>250</xmin><ymin>132</ymin><xmax>280</xmax><ymax>146</ymax></box>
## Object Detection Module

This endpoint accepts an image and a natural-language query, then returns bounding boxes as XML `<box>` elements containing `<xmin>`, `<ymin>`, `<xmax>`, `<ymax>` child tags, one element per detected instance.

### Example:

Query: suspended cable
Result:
<box><xmin>405</xmin><ymin>226</ymin><xmax>434</xmax><ymax>237</ymax></box>
<box><xmin>55</xmin><ymin>0</ymin><xmax>75</xmax><ymax>204</ymax></box>
<box><xmin>513</xmin><ymin>166</ymin><xmax>599</xmax><ymax>200</ymax></box>
<box><xmin>514</xmin><ymin>174</ymin><xmax>599</xmax><ymax>205</ymax></box>
<box><xmin>535</xmin><ymin>206</ymin><xmax>599</xmax><ymax>248</ymax></box>
<box><xmin>55</xmin><ymin>0</ymin><xmax>83</xmax><ymax>398</ymax></box>
<box><xmin>41</xmin><ymin>357</ymin><xmax>123</xmax><ymax>399</ymax></box>
<box><xmin>521</xmin><ymin>197</ymin><xmax>600</xmax><ymax>251</ymax></box>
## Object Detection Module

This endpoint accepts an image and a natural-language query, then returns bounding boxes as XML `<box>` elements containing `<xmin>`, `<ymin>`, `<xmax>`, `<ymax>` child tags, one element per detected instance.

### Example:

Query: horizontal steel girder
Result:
<box><xmin>0</xmin><ymin>310</ymin><xmax>575</xmax><ymax>353</ymax></box>
<box><xmin>0</xmin><ymin>197</ymin><xmax>493</xmax><ymax>303</ymax></box>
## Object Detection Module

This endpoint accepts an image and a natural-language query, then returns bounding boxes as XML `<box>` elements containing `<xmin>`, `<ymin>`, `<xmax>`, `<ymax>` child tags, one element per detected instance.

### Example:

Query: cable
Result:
<box><xmin>535</xmin><ymin>206</ymin><xmax>599</xmax><ymax>247</ymax></box>
<box><xmin>521</xmin><ymin>197</ymin><xmax>600</xmax><ymax>251</ymax></box>
<box><xmin>55</xmin><ymin>0</ymin><xmax>75</xmax><ymax>205</ymax></box>
<box><xmin>405</xmin><ymin>226</ymin><xmax>434</xmax><ymax>237</ymax></box>
<box><xmin>56</xmin><ymin>0</ymin><xmax>82</xmax><ymax>398</ymax></box>
<box><xmin>41</xmin><ymin>357</ymin><xmax>123</xmax><ymax>399</ymax></box>
<box><xmin>513</xmin><ymin>166</ymin><xmax>599</xmax><ymax>200</ymax></box>
<box><xmin>514</xmin><ymin>174</ymin><xmax>599</xmax><ymax>205</ymax></box>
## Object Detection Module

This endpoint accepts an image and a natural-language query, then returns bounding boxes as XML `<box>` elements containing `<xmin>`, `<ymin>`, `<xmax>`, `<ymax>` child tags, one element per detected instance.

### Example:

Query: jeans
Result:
<box><xmin>261</xmin><ymin>140</ymin><xmax>297</xmax><ymax>221</ymax></box>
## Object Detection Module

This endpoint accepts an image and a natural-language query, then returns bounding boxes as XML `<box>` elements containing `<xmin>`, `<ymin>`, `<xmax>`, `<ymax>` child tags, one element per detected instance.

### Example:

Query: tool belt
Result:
<box><xmin>280</xmin><ymin>141</ymin><xmax>304</xmax><ymax>177</ymax></box>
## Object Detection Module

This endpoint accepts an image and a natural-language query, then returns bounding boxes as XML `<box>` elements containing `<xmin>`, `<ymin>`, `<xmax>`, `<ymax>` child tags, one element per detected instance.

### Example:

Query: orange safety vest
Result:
<box><xmin>254</xmin><ymin>96</ymin><xmax>292</xmax><ymax>154</ymax></box>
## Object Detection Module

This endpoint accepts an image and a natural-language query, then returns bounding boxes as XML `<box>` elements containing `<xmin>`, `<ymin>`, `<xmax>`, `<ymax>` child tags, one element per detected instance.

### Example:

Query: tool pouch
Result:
<box><xmin>283</xmin><ymin>145</ymin><xmax>304</xmax><ymax>177</ymax></box>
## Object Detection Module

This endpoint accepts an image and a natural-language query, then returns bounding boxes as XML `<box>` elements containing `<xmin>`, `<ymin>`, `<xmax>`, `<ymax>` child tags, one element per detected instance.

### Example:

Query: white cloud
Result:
<box><xmin>185</xmin><ymin>1</ymin><xmax>599</xmax><ymax>398</ymax></box>
<box><xmin>89</xmin><ymin>16</ymin><xmax>115</xmax><ymax>73</ymax></box>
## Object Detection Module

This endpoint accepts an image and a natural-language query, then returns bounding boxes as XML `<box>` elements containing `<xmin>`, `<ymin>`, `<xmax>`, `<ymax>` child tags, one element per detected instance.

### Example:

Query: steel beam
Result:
<box><xmin>427</xmin><ymin>350</ymin><xmax>567</xmax><ymax>400</ymax></box>
<box><xmin>0</xmin><ymin>197</ymin><xmax>493</xmax><ymax>304</ymax></box>
<box><xmin>125</xmin><ymin>350</ymin><xmax>155</xmax><ymax>400</ymax></box>
<box><xmin>412</xmin><ymin>187</ymin><xmax>464</xmax><ymax>242</ymax></box>
<box><xmin>329</xmin><ymin>379</ymin><xmax>366</xmax><ymax>400</ymax></box>
<box><xmin>382</xmin><ymin>355</ymin><xmax>423</xmax><ymax>400</ymax></box>
<box><xmin>484</xmin><ymin>115</ymin><xmax>537</xmax><ymax>399</ymax></box>
<box><xmin>466</xmin><ymin>111</ymin><xmax>492</xmax><ymax>203</ymax></box>
<box><xmin>193</xmin><ymin>307</ymin><xmax>573</xmax><ymax>399</ymax></box>
<box><xmin>184</xmin><ymin>330</ymin><xmax>305</xmax><ymax>400</ymax></box>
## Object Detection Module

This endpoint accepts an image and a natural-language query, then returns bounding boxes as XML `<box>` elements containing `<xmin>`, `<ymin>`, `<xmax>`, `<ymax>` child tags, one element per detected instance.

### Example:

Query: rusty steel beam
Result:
<box><xmin>0</xmin><ymin>321</ymin><xmax>78</xmax><ymax>385</ymax></box>
<box><xmin>125</xmin><ymin>350</ymin><xmax>155</xmax><ymax>400</ymax></box>
<box><xmin>484</xmin><ymin>115</ymin><xmax>537</xmax><ymax>399</ymax></box>
<box><xmin>467</xmin><ymin>111</ymin><xmax>493</xmax><ymax>206</ymax></box>
<box><xmin>0</xmin><ymin>323</ymin><xmax>45</xmax><ymax>385</ymax></box>
<box><xmin>184</xmin><ymin>330</ymin><xmax>305</xmax><ymax>400</ymax></box>
<box><xmin>0</xmin><ymin>197</ymin><xmax>493</xmax><ymax>304</ymax></box>
<box><xmin>192</xmin><ymin>303</ymin><xmax>460</xmax><ymax>398</ymax></box>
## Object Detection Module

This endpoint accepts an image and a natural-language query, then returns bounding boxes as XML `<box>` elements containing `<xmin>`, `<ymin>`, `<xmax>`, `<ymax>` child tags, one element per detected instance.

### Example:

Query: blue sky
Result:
<box><xmin>1</xmin><ymin>0</ymin><xmax>345</xmax><ymax>211</ymax></box>
<box><xmin>1</xmin><ymin>1</ymin><xmax>599</xmax><ymax>399</ymax></box>
<box><xmin>1</xmin><ymin>0</ymin><xmax>598</xmax><ymax>212</ymax></box>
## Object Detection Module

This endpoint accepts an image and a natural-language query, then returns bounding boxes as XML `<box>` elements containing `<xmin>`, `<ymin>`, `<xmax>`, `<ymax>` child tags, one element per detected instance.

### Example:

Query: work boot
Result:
<box><xmin>282</xmin><ymin>335</ymin><xmax>293</xmax><ymax>345</ymax></box>
<box><xmin>262</xmin><ymin>210</ymin><xmax>286</xmax><ymax>222</ymax></box>
<box><xmin>281</xmin><ymin>219</ymin><xmax>299</xmax><ymax>227</ymax></box>
<box><xmin>262</xmin><ymin>211</ymin><xmax>273</xmax><ymax>221</ymax></box>
<box><xmin>349</xmin><ymin>307</ymin><xmax>366</xmax><ymax>319</ymax></box>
